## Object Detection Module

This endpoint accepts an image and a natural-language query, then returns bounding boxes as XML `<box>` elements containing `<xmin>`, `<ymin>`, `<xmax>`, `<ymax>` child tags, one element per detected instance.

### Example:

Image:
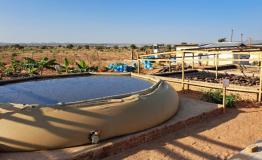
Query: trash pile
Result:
<box><xmin>143</xmin><ymin>60</ymin><xmax>153</xmax><ymax>70</ymax></box>
<box><xmin>108</xmin><ymin>63</ymin><xmax>136</xmax><ymax>72</ymax></box>
<box><xmin>142</xmin><ymin>55</ymin><xmax>158</xmax><ymax>70</ymax></box>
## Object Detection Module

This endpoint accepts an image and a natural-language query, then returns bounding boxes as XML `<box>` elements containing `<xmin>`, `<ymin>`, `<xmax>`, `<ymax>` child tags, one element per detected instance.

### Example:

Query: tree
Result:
<box><xmin>130</xmin><ymin>44</ymin><xmax>137</xmax><ymax>50</ymax></box>
<box><xmin>66</xmin><ymin>44</ymin><xmax>74</xmax><ymax>49</ymax></box>
<box><xmin>113</xmin><ymin>45</ymin><xmax>119</xmax><ymax>49</ymax></box>
<box><xmin>84</xmin><ymin>45</ymin><xmax>90</xmax><ymax>49</ymax></box>
<box><xmin>139</xmin><ymin>45</ymin><xmax>149</xmax><ymax>51</ymax></box>
<box><xmin>218</xmin><ymin>38</ymin><xmax>226</xmax><ymax>42</ymax></box>
<box><xmin>12</xmin><ymin>44</ymin><xmax>24</xmax><ymax>50</ymax></box>
<box><xmin>76</xmin><ymin>45</ymin><xmax>82</xmax><ymax>50</ymax></box>
<box><xmin>40</xmin><ymin>46</ymin><xmax>48</xmax><ymax>49</ymax></box>
<box><xmin>95</xmin><ymin>45</ymin><xmax>105</xmax><ymax>51</ymax></box>
<box><xmin>166</xmin><ymin>44</ymin><xmax>172</xmax><ymax>52</ymax></box>
<box><xmin>130</xmin><ymin>44</ymin><xmax>137</xmax><ymax>60</ymax></box>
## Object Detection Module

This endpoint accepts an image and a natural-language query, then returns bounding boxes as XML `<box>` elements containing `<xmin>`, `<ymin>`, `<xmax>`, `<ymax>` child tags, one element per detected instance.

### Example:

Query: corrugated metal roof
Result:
<box><xmin>200</xmin><ymin>42</ymin><xmax>245</xmax><ymax>48</ymax></box>
<box><xmin>245</xmin><ymin>40</ymin><xmax>262</xmax><ymax>45</ymax></box>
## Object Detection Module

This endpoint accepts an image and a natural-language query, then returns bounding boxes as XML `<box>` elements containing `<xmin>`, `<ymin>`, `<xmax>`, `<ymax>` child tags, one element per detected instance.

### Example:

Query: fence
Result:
<box><xmin>137</xmin><ymin>47</ymin><xmax>262</xmax><ymax>103</ymax></box>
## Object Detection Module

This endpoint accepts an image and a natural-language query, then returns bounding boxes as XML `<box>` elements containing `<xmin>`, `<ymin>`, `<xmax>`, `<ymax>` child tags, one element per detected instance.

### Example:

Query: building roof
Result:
<box><xmin>175</xmin><ymin>44</ymin><xmax>199</xmax><ymax>47</ymax></box>
<box><xmin>200</xmin><ymin>42</ymin><xmax>246</xmax><ymax>49</ymax></box>
<box><xmin>245</xmin><ymin>40</ymin><xmax>262</xmax><ymax>45</ymax></box>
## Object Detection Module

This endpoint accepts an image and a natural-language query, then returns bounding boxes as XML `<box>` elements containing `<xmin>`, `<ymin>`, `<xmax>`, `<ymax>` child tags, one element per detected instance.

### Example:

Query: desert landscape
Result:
<box><xmin>1</xmin><ymin>0</ymin><xmax>262</xmax><ymax>160</ymax></box>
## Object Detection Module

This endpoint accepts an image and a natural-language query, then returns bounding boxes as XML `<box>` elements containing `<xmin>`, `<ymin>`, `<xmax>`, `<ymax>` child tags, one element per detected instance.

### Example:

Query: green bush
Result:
<box><xmin>202</xmin><ymin>89</ymin><xmax>238</xmax><ymax>108</ymax></box>
<box><xmin>11</xmin><ymin>57</ymin><xmax>22</xmax><ymax>73</ymax></box>
<box><xmin>95</xmin><ymin>45</ymin><xmax>105</xmax><ymax>51</ymax></box>
<box><xmin>76</xmin><ymin>60</ymin><xmax>89</xmax><ymax>72</ymax></box>
<box><xmin>252</xmin><ymin>61</ymin><xmax>260</xmax><ymax>66</ymax></box>
<box><xmin>22</xmin><ymin>57</ymin><xmax>57</xmax><ymax>75</ymax></box>
<box><xmin>0</xmin><ymin>61</ymin><xmax>5</xmax><ymax>72</ymax></box>
<box><xmin>113</xmin><ymin>45</ymin><xmax>119</xmax><ymax>49</ymax></box>
<box><xmin>63</xmin><ymin>58</ymin><xmax>70</xmax><ymax>73</ymax></box>
<box><xmin>84</xmin><ymin>45</ymin><xmax>90</xmax><ymax>49</ymax></box>
<box><xmin>4</xmin><ymin>67</ymin><xmax>14</xmax><ymax>76</ymax></box>
<box><xmin>66</xmin><ymin>44</ymin><xmax>74</xmax><ymax>49</ymax></box>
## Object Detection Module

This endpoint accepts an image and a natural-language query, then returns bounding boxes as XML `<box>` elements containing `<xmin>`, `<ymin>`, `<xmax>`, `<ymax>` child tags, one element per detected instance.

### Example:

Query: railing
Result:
<box><xmin>137</xmin><ymin>48</ymin><xmax>262</xmax><ymax>104</ymax></box>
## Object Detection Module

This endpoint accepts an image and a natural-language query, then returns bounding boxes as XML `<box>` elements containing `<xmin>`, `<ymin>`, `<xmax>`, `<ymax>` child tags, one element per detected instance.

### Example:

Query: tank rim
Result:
<box><xmin>0</xmin><ymin>72</ymin><xmax>161</xmax><ymax>108</ymax></box>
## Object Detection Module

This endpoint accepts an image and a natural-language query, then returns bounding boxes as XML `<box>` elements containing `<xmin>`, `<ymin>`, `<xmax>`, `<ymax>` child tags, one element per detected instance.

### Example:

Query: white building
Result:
<box><xmin>200</xmin><ymin>42</ymin><xmax>250</xmax><ymax>65</ymax></box>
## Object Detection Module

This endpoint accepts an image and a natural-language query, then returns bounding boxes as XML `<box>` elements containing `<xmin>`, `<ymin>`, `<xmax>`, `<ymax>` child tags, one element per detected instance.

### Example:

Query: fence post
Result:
<box><xmin>215</xmin><ymin>53</ymin><xmax>218</xmax><ymax>79</ymax></box>
<box><xmin>222</xmin><ymin>86</ymin><xmax>227</xmax><ymax>113</ymax></box>
<box><xmin>222</xmin><ymin>79</ymin><xmax>229</xmax><ymax>113</ymax></box>
<box><xmin>169</xmin><ymin>60</ymin><xmax>171</xmax><ymax>72</ymax></box>
<box><xmin>259</xmin><ymin>52</ymin><xmax>262</xmax><ymax>102</ymax></box>
<box><xmin>192</xmin><ymin>53</ymin><xmax>194</xmax><ymax>69</ymax></box>
<box><xmin>213</xmin><ymin>54</ymin><xmax>216</xmax><ymax>66</ymax></box>
<box><xmin>182</xmin><ymin>51</ymin><xmax>185</xmax><ymax>90</ymax></box>
<box><xmin>206</xmin><ymin>53</ymin><xmax>209</xmax><ymax>66</ymax></box>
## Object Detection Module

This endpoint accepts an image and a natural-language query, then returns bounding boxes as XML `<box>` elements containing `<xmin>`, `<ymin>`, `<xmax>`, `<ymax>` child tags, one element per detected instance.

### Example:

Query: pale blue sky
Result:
<box><xmin>0</xmin><ymin>0</ymin><xmax>261</xmax><ymax>43</ymax></box>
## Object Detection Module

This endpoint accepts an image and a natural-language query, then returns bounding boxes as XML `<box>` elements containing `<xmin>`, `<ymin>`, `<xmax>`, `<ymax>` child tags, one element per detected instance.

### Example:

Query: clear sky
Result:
<box><xmin>0</xmin><ymin>0</ymin><xmax>261</xmax><ymax>44</ymax></box>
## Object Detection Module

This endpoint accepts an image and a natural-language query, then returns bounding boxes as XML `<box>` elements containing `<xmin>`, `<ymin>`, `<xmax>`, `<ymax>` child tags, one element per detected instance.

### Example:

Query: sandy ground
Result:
<box><xmin>104</xmin><ymin>105</ymin><xmax>262</xmax><ymax>160</ymax></box>
<box><xmin>104</xmin><ymin>83</ymin><xmax>262</xmax><ymax>160</ymax></box>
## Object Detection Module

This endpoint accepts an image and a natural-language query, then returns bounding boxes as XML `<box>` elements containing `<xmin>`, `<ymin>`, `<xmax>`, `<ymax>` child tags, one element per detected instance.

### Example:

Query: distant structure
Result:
<box><xmin>200</xmin><ymin>42</ymin><xmax>249</xmax><ymax>65</ymax></box>
<box><xmin>230</xmin><ymin>29</ymin><xmax>234</xmax><ymax>42</ymax></box>
<box><xmin>153</xmin><ymin>44</ymin><xmax>159</xmax><ymax>53</ymax></box>
<box><xmin>175</xmin><ymin>44</ymin><xmax>200</xmax><ymax>65</ymax></box>
<box><xmin>175</xmin><ymin>44</ymin><xmax>199</xmax><ymax>51</ymax></box>
<box><xmin>152</xmin><ymin>44</ymin><xmax>165</xmax><ymax>53</ymax></box>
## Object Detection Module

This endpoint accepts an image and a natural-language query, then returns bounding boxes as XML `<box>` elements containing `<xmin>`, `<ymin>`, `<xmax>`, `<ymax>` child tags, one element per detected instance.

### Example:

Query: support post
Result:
<box><xmin>259</xmin><ymin>52</ymin><xmax>262</xmax><ymax>102</ymax></box>
<box><xmin>206</xmin><ymin>54</ymin><xmax>209</xmax><ymax>66</ymax></box>
<box><xmin>182</xmin><ymin>52</ymin><xmax>185</xmax><ymax>90</ymax></box>
<box><xmin>222</xmin><ymin>86</ymin><xmax>226</xmax><ymax>113</ymax></box>
<box><xmin>169</xmin><ymin>60</ymin><xmax>171</xmax><ymax>72</ymax></box>
<box><xmin>217</xmin><ymin>53</ymin><xmax>219</xmax><ymax>68</ymax></box>
<box><xmin>222</xmin><ymin>78</ymin><xmax>229</xmax><ymax>113</ymax></box>
<box><xmin>137</xmin><ymin>54</ymin><xmax>140</xmax><ymax>74</ymax></box>
<box><xmin>192</xmin><ymin>53</ymin><xmax>194</xmax><ymax>69</ymax></box>
<box><xmin>186</xmin><ymin>79</ymin><xmax>190</xmax><ymax>90</ymax></box>
<box><xmin>215</xmin><ymin>53</ymin><xmax>218</xmax><ymax>79</ymax></box>
<box><xmin>213</xmin><ymin>54</ymin><xmax>216</xmax><ymax>66</ymax></box>
<box><xmin>131</xmin><ymin>49</ymin><xmax>134</xmax><ymax>60</ymax></box>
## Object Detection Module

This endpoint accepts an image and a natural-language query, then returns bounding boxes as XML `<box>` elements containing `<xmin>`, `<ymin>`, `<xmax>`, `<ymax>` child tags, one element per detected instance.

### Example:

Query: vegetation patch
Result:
<box><xmin>202</xmin><ymin>89</ymin><xmax>239</xmax><ymax>107</ymax></box>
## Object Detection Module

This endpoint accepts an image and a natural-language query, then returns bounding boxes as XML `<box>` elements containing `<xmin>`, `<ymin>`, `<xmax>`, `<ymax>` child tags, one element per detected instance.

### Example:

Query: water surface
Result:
<box><xmin>0</xmin><ymin>76</ymin><xmax>152</xmax><ymax>105</ymax></box>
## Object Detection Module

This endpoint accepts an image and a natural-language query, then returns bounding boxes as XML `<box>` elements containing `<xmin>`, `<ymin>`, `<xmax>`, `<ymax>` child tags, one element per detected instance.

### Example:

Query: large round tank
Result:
<box><xmin>0</xmin><ymin>73</ymin><xmax>179</xmax><ymax>151</ymax></box>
